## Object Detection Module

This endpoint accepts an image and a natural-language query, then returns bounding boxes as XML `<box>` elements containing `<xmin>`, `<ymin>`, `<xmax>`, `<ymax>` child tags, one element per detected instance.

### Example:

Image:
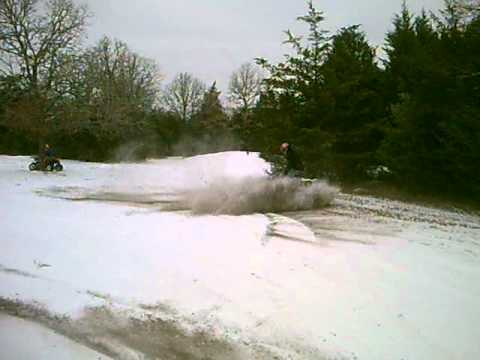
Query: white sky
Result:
<box><xmin>76</xmin><ymin>0</ymin><xmax>445</xmax><ymax>93</ymax></box>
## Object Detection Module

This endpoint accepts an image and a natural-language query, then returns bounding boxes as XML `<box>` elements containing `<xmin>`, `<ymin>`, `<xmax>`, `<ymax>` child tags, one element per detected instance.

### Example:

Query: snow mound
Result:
<box><xmin>173</xmin><ymin>177</ymin><xmax>339</xmax><ymax>215</ymax></box>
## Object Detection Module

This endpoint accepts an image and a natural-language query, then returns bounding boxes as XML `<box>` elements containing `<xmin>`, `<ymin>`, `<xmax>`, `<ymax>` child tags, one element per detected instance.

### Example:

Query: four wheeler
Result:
<box><xmin>28</xmin><ymin>156</ymin><xmax>63</xmax><ymax>172</ymax></box>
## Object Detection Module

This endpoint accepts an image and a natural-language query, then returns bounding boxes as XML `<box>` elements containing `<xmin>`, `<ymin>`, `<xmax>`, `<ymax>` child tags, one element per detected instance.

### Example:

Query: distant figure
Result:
<box><xmin>42</xmin><ymin>143</ymin><xmax>55</xmax><ymax>170</ymax></box>
<box><xmin>280</xmin><ymin>142</ymin><xmax>304</xmax><ymax>176</ymax></box>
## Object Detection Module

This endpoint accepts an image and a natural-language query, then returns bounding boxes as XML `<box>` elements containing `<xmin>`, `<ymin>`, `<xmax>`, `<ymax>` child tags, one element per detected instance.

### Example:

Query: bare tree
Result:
<box><xmin>228</xmin><ymin>63</ymin><xmax>262</xmax><ymax>111</ymax></box>
<box><xmin>162</xmin><ymin>72</ymin><xmax>205</xmax><ymax>122</ymax></box>
<box><xmin>0</xmin><ymin>0</ymin><xmax>90</xmax><ymax>92</ymax></box>
<box><xmin>83</xmin><ymin>37</ymin><xmax>160</xmax><ymax>122</ymax></box>
<box><xmin>46</xmin><ymin>36</ymin><xmax>162</xmax><ymax>136</ymax></box>
<box><xmin>0</xmin><ymin>0</ymin><xmax>89</xmax><ymax>145</ymax></box>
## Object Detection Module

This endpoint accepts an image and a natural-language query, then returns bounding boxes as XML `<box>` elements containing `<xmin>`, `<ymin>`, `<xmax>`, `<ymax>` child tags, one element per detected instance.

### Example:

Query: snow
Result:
<box><xmin>1</xmin><ymin>152</ymin><xmax>480</xmax><ymax>359</ymax></box>
<box><xmin>0</xmin><ymin>314</ymin><xmax>112</xmax><ymax>360</ymax></box>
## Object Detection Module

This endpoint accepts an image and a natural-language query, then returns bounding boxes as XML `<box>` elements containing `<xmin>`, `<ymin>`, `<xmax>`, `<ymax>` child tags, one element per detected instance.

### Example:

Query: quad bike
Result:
<box><xmin>28</xmin><ymin>156</ymin><xmax>63</xmax><ymax>172</ymax></box>
<box><xmin>266</xmin><ymin>156</ymin><xmax>315</xmax><ymax>186</ymax></box>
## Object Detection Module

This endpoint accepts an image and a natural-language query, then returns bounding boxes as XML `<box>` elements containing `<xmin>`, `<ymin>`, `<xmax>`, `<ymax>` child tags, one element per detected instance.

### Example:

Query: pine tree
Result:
<box><xmin>193</xmin><ymin>82</ymin><xmax>230</xmax><ymax>151</ymax></box>
<box><xmin>322</xmin><ymin>26</ymin><xmax>387</xmax><ymax>178</ymax></box>
<box><xmin>380</xmin><ymin>1</ymin><xmax>480</xmax><ymax>199</ymax></box>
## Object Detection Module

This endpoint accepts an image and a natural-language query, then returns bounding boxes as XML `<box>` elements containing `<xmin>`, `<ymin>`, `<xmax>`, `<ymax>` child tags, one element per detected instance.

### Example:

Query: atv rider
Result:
<box><xmin>280</xmin><ymin>142</ymin><xmax>304</xmax><ymax>176</ymax></box>
<box><xmin>42</xmin><ymin>144</ymin><xmax>56</xmax><ymax>170</ymax></box>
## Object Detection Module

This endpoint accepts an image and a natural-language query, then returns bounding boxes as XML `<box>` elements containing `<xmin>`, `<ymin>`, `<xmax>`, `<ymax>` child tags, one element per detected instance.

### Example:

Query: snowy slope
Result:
<box><xmin>0</xmin><ymin>314</ymin><xmax>112</xmax><ymax>360</ymax></box>
<box><xmin>0</xmin><ymin>152</ymin><xmax>479</xmax><ymax>360</ymax></box>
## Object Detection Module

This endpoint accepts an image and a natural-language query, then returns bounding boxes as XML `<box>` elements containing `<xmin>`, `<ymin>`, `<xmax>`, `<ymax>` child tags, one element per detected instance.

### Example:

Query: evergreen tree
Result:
<box><xmin>191</xmin><ymin>82</ymin><xmax>233</xmax><ymax>152</ymax></box>
<box><xmin>380</xmin><ymin>1</ymin><xmax>480</xmax><ymax>199</ymax></box>
<box><xmin>252</xmin><ymin>1</ymin><xmax>332</xmax><ymax>173</ymax></box>
<box><xmin>384</xmin><ymin>2</ymin><xmax>419</xmax><ymax>97</ymax></box>
<box><xmin>252</xmin><ymin>2</ymin><xmax>387</xmax><ymax>180</ymax></box>
<box><xmin>322</xmin><ymin>26</ymin><xmax>387</xmax><ymax>178</ymax></box>
<box><xmin>197</xmin><ymin>82</ymin><xmax>226</xmax><ymax>130</ymax></box>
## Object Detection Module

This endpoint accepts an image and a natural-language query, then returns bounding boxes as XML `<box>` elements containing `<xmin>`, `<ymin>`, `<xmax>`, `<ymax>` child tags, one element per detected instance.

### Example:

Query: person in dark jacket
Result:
<box><xmin>42</xmin><ymin>144</ymin><xmax>55</xmax><ymax>170</ymax></box>
<box><xmin>280</xmin><ymin>142</ymin><xmax>304</xmax><ymax>176</ymax></box>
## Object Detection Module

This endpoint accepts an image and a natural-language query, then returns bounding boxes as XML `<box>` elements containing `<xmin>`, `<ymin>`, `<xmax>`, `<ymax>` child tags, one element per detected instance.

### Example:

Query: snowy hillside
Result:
<box><xmin>1</xmin><ymin>152</ymin><xmax>479</xmax><ymax>360</ymax></box>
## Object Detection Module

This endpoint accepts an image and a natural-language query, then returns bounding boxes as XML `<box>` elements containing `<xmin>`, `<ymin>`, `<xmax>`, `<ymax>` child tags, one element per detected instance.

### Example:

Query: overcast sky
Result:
<box><xmin>76</xmin><ymin>0</ymin><xmax>444</xmax><ymax>93</ymax></box>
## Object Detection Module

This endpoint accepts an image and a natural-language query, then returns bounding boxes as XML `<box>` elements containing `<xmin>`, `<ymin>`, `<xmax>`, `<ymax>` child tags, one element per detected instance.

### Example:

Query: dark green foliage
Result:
<box><xmin>185</xmin><ymin>82</ymin><xmax>239</xmax><ymax>155</ymax></box>
<box><xmin>244</xmin><ymin>0</ymin><xmax>479</xmax><ymax>202</ymax></box>
<box><xmin>379</xmin><ymin>1</ymin><xmax>480</xmax><ymax>200</ymax></box>
<box><xmin>252</xmin><ymin>2</ymin><xmax>387</xmax><ymax>181</ymax></box>
<box><xmin>321</xmin><ymin>26</ymin><xmax>388</xmax><ymax>179</ymax></box>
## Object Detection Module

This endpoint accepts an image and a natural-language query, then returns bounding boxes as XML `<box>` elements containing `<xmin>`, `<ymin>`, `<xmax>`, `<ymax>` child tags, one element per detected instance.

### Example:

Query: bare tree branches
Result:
<box><xmin>0</xmin><ymin>0</ymin><xmax>90</xmax><ymax>92</ymax></box>
<box><xmin>54</xmin><ymin>36</ymin><xmax>162</xmax><ymax>134</ymax></box>
<box><xmin>162</xmin><ymin>72</ymin><xmax>205</xmax><ymax>122</ymax></box>
<box><xmin>228</xmin><ymin>63</ymin><xmax>262</xmax><ymax>111</ymax></box>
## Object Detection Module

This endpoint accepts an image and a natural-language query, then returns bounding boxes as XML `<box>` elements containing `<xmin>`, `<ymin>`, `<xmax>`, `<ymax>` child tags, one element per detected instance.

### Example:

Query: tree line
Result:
<box><xmin>247</xmin><ymin>0</ymin><xmax>479</xmax><ymax>201</ymax></box>
<box><xmin>1</xmin><ymin>0</ymin><xmax>479</xmax><ymax>201</ymax></box>
<box><xmin>0</xmin><ymin>0</ymin><xmax>262</xmax><ymax>160</ymax></box>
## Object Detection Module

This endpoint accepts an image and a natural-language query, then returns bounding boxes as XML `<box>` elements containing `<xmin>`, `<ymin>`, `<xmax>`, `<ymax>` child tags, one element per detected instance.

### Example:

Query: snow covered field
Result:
<box><xmin>1</xmin><ymin>152</ymin><xmax>479</xmax><ymax>360</ymax></box>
